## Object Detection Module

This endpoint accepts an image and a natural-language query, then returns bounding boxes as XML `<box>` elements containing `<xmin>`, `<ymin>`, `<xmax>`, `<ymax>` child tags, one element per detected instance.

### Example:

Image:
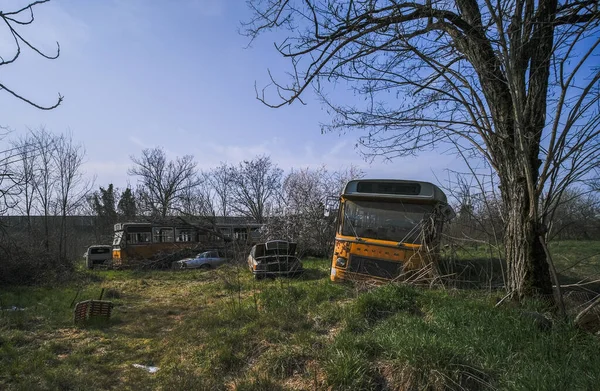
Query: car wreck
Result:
<box><xmin>172</xmin><ymin>250</ymin><xmax>228</xmax><ymax>270</ymax></box>
<box><xmin>84</xmin><ymin>245</ymin><xmax>113</xmax><ymax>269</ymax></box>
<box><xmin>247</xmin><ymin>240</ymin><xmax>303</xmax><ymax>279</ymax></box>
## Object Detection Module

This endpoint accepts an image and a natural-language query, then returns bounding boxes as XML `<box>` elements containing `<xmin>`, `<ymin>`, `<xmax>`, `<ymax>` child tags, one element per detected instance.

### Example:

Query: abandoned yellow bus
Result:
<box><xmin>330</xmin><ymin>179</ymin><xmax>454</xmax><ymax>282</ymax></box>
<box><xmin>111</xmin><ymin>222</ymin><xmax>207</xmax><ymax>267</ymax></box>
<box><xmin>112</xmin><ymin>219</ymin><xmax>262</xmax><ymax>267</ymax></box>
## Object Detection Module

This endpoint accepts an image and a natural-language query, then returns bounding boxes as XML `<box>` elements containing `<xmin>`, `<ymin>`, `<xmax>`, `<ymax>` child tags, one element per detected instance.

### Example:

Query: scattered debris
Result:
<box><xmin>521</xmin><ymin>311</ymin><xmax>553</xmax><ymax>331</ymax></box>
<box><xmin>73</xmin><ymin>288</ymin><xmax>113</xmax><ymax>325</ymax></box>
<box><xmin>132</xmin><ymin>364</ymin><xmax>159</xmax><ymax>373</ymax></box>
<box><xmin>575</xmin><ymin>295</ymin><xmax>600</xmax><ymax>334</ymax></box>
<box><xmin>576</xmin><ymin>312</ymin><xmax>600</xmax><ymax>334</ymax></box>
<box><xmin>1</xmin><ymin>306</ymin><xmax>25</xmax><ymax>311</ymax></box>
<box><xmin>73</xmin><ymin>300</ymin><xmax>113</xmax><ymax>325</ymax></box>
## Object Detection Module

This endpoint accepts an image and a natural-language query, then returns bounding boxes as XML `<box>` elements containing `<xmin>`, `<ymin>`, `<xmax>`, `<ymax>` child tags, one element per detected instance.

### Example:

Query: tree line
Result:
<box><xmin>1</xmin><ymin>129</ymin><xmax>598</xmax><ymax>286</ymax></box>
<box><xmin>445</xmin><ymin>174</ymin><xmax>600</xmax><ymax>247</ymax></box>
<box><xmin>91</xmin><ymin>147</ymin><xmax>364</xmax><ymax>256</ymax></box>
<box><xmin>0</xmin><ymin>128</ymin><xmax>89</xmax><ymax>283</ymax></box>
<box><xmin>0</xmin><ymin>130</ymin><xmax>365</xmax><ymax>283</ymax></box>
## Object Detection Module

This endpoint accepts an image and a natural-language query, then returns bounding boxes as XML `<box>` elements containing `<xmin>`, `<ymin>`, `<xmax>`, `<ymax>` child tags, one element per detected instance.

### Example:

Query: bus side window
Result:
<box><xmin>128</xmin><ymin>232</ymin><xmax>151</xmax><ymax>243</ymax></box>
<box><xmin>176</xmin><ymin>228</ymin><xmax>193</xmax><ymax>242</ymax></box>
<box><xmin>153</xmin><ymin>227</ymin><xmax>174</xmax><ymax>243</ymax></box>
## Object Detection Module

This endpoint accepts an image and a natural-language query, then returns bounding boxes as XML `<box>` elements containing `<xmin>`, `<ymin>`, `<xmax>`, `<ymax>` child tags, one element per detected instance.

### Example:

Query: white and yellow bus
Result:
<box><xmin>112</xmin><ymin>220</ymin><xmax>262</xmax><ymax>267</ymax></box>
<box><xmin>330</xmin><ymin>179</ymin><xmax>454</xmax><ymax>282</ymax></box>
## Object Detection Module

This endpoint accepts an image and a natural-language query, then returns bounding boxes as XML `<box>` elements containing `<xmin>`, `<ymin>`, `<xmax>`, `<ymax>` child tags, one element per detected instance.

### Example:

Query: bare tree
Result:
<box><xmin>0</xmin><ymin>129</ymin><xmax>93</xmax><ymax>282</ymax></box>
<box><xmin>230</xmin><ymin>155</ymin><xmax>283</xmax><ymax>223</ymax></box>
<box><xmin>206</xmin><ymin>162</ymin><xmax>235</xmax><ymax>218</ymax></box>
<box><xmin>53</xmin><ymin>133</ymin><xmax>90</xmax><ymax>259</ymax></box>
<box><xmin>0</xmin><ymin>0</ymin><xmax>62</xmax><ymax>109</ymax></box>
<box><xmin>30</xmin><ymin>127</ymin><xmax>57</xmax><ymax>250</ymax></box>
<box><xmin>245</xmin><ymin>0</ymin><xmax>600</xmax><ymax>299</ymax></box>
<box><xmin>178</xmin><ymin>176</ymin><xmax>214</xmax><ymax>216</ymax></box>
<box><xmin>128</xmin><ymin>147</ymin><xmax>201</xmax><ymax>217</ymax></box>
<box><xmin>279</xmin><ymin>165</ymin><xmax>364</xmax><ymax>255</ymax></box>
<box><xmin>443</xmin><ymin>168</ymin><xmax>504</xmax><ymax>246</ymax></box>
<box><xmin>0</xmin><ymin>147</ymin><xmax>22</xmax><ymax>218</ymax></box>
<box><xmin>10</xmin><ymin>134</ymin><xmax>38</xmax><ymax>232</ymax></box>
<box><xmin>330</xmin><ymin>165</ymin><xmax>366</xmax><ymax>198</ymax></box>
<box><xmin>546</xmin><ymin>188</ymin><xmax>600</xmax><ymax>240</ymax></box>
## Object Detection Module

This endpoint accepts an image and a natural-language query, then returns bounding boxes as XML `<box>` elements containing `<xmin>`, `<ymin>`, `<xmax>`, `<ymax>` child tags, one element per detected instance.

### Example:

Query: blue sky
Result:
<box><xmin>0</xmin><ymin>0</ymin><xmax>460</xmax><ymax>189</ymax></box>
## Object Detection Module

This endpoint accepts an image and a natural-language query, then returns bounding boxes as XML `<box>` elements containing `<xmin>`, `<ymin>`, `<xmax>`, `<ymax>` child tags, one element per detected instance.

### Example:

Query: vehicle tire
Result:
<box><xmin>86</xmin><ymin>258</ymin><xmax>93</xmax><ymax>270</ymax></box>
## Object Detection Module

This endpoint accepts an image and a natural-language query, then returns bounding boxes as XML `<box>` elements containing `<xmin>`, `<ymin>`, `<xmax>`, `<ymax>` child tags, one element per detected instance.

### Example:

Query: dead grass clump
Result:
<box><xmin>379</xmin><ymin>361</ymin><xmax>495</xmax><ymax>391</ymax></box>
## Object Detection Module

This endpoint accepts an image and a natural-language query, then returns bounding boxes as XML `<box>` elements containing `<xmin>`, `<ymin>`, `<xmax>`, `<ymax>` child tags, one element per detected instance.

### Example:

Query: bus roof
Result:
<box><xmin>342</xmin><ymin>179</ymin><xmax>448</xmax><ymax>203</ymax></box>
<box><xmin>114</xmin><ymin>222</ymin><xmax>152</xmax><ymax>232</ymax></box>
<box><xmin>113</xmin><ymin>220</ymin><xmax>264</xmax><ymax>232</ymax></box>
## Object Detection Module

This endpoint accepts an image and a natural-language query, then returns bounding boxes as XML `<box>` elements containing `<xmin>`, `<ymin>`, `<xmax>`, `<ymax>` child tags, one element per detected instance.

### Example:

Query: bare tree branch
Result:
<box><xmin>0</xmin><ymin>0</ymin><xmax>62</xmax><ymax>109</ymax></box>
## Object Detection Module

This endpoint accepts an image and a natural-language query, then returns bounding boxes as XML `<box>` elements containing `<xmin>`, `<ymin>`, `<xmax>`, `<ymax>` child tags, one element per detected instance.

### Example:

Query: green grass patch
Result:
<box><xmin>2</xmin><ymin>254</ymin><xmax>600</xmax><ymax>390</ymax></box>
<box><xmin>440</xmin><ymin>239</ymin><xmax>600</xmax><ymax>291</ymax></box>
<box><xmin>549</xmin><ymin>240</ymin><xmax>600</xmax><ymax>283</ymax></box>
<box><xmin>323</xmin><ymin>285</ymin><xmax>600</xmax><ymax>390</ymax></box>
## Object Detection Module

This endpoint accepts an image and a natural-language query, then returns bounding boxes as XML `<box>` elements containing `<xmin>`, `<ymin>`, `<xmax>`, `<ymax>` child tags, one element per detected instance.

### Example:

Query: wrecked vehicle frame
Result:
<box><xmin>247</xmin><ymin>240</ymin><xmax>303</xmax><ymax>279</ymax></box>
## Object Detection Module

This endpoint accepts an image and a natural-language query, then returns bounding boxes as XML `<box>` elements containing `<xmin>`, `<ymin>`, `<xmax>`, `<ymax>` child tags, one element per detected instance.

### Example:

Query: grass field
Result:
<box><xmin>1</xmin><ymin>242</ymin><xmax>600</xmax><ymax>390</ymax></box>
<box><xmin>439</xmin><ymin>239</ymin><xmax>600</xmax><ymax>291</ymax></box>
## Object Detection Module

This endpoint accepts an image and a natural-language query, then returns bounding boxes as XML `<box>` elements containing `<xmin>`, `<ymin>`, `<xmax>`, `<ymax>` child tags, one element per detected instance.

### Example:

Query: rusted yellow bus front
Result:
<box><xmin>330</xmin><ymin>179</ymin><xmax>453</xmax><ymax>283</ymax></box>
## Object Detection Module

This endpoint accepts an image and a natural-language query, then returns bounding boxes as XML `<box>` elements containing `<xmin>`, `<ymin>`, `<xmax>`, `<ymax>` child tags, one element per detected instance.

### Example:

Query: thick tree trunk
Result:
<box><xmin>503</xmin><ymin>177</ymin><xmax>553</xmax><ymax>299</ymax></box>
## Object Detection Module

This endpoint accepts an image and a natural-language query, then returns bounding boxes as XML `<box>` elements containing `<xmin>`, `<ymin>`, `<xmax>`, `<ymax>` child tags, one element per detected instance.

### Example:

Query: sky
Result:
<box><xmin>0</xmin><ymin>0</ymin><xmax>461</xmax><ymax>191</ymax></box>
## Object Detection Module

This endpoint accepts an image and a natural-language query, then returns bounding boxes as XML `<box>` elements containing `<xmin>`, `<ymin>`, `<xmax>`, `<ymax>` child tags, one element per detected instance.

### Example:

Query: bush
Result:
<box><xmin>0</xmin><ymin>241</ymin><xmax>74</xmax><ymax>285</ymax></box>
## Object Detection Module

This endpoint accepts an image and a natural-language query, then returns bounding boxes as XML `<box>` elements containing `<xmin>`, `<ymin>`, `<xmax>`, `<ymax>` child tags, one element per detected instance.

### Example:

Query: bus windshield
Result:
<box><xmin>341</xmin><ymin>200</ymin><xmax>435</xmax><ymax>244</ymax></box>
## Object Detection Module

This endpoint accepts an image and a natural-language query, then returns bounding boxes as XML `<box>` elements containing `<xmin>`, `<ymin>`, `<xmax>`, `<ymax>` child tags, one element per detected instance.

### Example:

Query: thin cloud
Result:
<box><xmin>195</xmin><ymin>138</ymin><xmax>370</xmax><ymax>174</ymax></box>
<box><xmin>128</xmin><ymin>136</ymin><xmax>151</xmax><ymax>150</ymax></box>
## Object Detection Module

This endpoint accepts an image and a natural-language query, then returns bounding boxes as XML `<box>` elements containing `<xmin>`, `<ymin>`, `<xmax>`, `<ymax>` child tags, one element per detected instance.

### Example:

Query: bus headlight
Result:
<box><xmin>336</xmin><ymin>257</ymin><xmax>347</xmax><ymax>268</ymax></box>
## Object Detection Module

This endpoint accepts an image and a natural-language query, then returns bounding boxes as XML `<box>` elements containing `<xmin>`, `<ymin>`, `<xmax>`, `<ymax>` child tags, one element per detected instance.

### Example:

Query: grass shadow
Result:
<box><xmin>296</xmin><ymin>267</ymin><xmax>329</xmax><ymax>282</ymax></box>
<box><xmin>438</xmin><ymin>257</ymin><xmax>506</xmax><ymax>290</ymax></box>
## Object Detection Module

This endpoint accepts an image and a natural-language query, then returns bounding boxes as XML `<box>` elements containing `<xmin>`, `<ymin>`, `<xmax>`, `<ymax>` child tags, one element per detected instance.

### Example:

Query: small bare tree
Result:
<box><xmin>230</xmin><ymin>155</ymin><xmax>283</xmax><ymax>224</ymax></box>
<box><xmin>0</xmin><ymin>147</ymin><xmax>22</xmax><ymax>218</ymax></box>
<box><xmin>129</xmin><ymin>147</ymin><xmax>201</xmax><ymax>217</ymax></box>
<box><xmin>10</xmin><ymin>134</ymin><xmax>39</xmax><ymax>232</ymax></box>
<box><xmin>0</xmin><ymin>0</ymin><xmax>62</xmax><ymax>109</ymax></box>
<box><xmin>178</xmin><ymin>176</ymin><xmax>214</xmax><ymax>216</ymax></box>
<box><xmin>53</xmin><ymin>133</ymin><xmax>91</xmax><ymax>259</ymax></box>
<box><xmin>279</xmin><ymin>165</ymin><xmax>364</xmax><ymax>255</ymax></box>
<box><xmin>30</xmin><ymin>127</ymin><xmax>57</xmax><ymax>250</ymax></box>
<box><xmin>206</xmin><ymin>162</ymin><xmax>235</xmax><ymax>218</ymax></box>
<box><xmin>546</xmin><ymin>188</ymin><xmax>600</xmax><ymax>240</ymax></box>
